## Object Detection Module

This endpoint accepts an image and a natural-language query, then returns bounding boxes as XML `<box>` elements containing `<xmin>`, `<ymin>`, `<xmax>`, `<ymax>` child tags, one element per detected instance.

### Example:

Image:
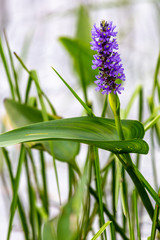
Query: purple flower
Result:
<box><xmin>90</xmin><ymin>20</ymin><xmax>125</xmax><ymax>94</ymax></box>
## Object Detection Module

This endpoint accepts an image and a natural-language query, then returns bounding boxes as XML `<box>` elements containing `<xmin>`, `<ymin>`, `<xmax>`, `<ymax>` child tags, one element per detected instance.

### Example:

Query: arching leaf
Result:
<box><xmin>0</xmin><ymin>115</ymin><xmax>148</xmax><ymax>154</ymax></box>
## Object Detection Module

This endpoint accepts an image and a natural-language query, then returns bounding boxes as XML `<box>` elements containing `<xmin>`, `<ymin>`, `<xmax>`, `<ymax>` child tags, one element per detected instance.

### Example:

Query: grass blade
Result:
<box><xmin>133</xmin><ymin>190</ymin><xmax>141</xmax><ymax>240</ymax></box>
<box><xmin>25</xmin><ymin>154</ymin><xmax>37</xmax><ymax>240</ymax></box>
<box><xmin>132</xmin><ymin>164</ymin><xmax>160</xmax><ymax>206</ymax></box>
<box><xmin>7</xmin><ymin>145</ymin><xmax>25</xmax><ymax>240</ymax></box>
<box><xmin>150</xmin><ymin>189</ymin><xmax>160</xmax><ymax>240</ymax></box>
<box><xmin>0</xmin><ymin>38</ymin><xmax>15</xmax><ymax>100</ymax></box>
<box><xmin>4</xmin><ymin>31</ymin><xmax>21</xmax><ymax>102</ymax></box>
<box><xmin>111</xmin><ymin>160</ymin><xmax>116</xmax><ymax>216</ymax></box>
<box><xmin>152</xmin><ymin>52</ymin><xmax>160</xmax><ymax>98</ymax></box>
<box><xmin>27</xmin><ymin>149</ymin><xmax>41</xmax><ymax>196</ymax></box>
<box><xmin>93</xmin><ymin>147</ymin><xmax>107</xmax><ymax>240</ymax></box>
<box><xmin>115</xmin><ymin>157</ymin><xmax>120</xmax><ymax>210</ymax></box>
<box><xmin>25</xmin><ymin>76</ymin><xmax>33</xmax><ymax>103</ymax></box>
<box><xmin>91</xmin><ymin>221</ymin><xmax>111</xmax><ymax>240</ymax></box>
<box><xmin>51</xmin><ymin>67</ymin><xmax>94</xmax><ymax>116</ymax></box>
<box><xmin>110</xmin><ymin>222</ymin><xmax>116</xmax><ymax>240</ymax></box>
<box><xmin>40</xmin><ymin>151</ymin><xmax>49</xmax><ymax>214</ymax></box>
<box><xmin>144</xmin><ymin>115</ymin><xmax>160</xmax><ymax>132</ymax></box>
<box><xmin>2</xmin><ymin>148</ymin><xmax>29</xmax><ymax>240</ymax></box>
<box><xmin>29</xmin><ymin>70</ymin><xmax>61</xmax><ymax>204</ymax></box>
<box><xmin>124</xmin><ymin>85</ymin><xmax>142</xmax><ymax>119</ymax></box>
<box><xmin>89</xmin><ymin>187</ymin><xmax>129</xmax><ymax>240</ymax></box>
<box><xmin>13</xmin><ymin>51</ymin><xmax>62</xmax><ymax>205</ymax></box>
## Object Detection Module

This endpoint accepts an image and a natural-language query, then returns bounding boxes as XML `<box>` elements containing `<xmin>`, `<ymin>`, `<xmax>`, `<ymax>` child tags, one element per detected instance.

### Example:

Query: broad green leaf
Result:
<box><xmin>4</xmin><ymin>99</ymin><xmax>80</xmax><ymax>164</ymax></box>
<box><xmin>61</xmin><ymin>5</ymin><xmax>92</xmax><ymax>102</ymax></box>
<box><xmin>76</xmin><ymin>5</ymin><xmax>91</xmax><ymax>43</ymax></box>
<box><xmin>0</xmin><ymin>116</ymin><xmax>148</xmax><ymax>154</ymax></box>
<box><xmin>42</xmin><ymin>163</ymin><xmax>88</xmax><ymax>240</ymax></box>
<box><xmin>57</xmin><ymin>187</ymin><xmax>81</xmax><ymax>240</ymax></box>
<box><xmin>42</xmin><ymin>217</ymin><xmax>59</xmax><ymax>240</ymax></box>
<box><xmin>57</xmin><ymin>164</ymin><xmax>88</xmax><ymax>240</ymax></box>
<box><xmin>59</xmin><ymin>37</ymin><xmax>98</xmax><ymax>87</ymax></box>
<box><xmin>4</xmin><ymin>98</ymin><xmax>55</xmax><ymax>126</ymax></box>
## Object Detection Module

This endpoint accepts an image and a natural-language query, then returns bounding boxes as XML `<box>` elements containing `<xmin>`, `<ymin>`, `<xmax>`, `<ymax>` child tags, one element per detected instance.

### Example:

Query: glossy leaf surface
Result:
<box><xmin>0</xmin><ymin>113</ymin><xmax>148</xmax><ymax>154</ymax></box>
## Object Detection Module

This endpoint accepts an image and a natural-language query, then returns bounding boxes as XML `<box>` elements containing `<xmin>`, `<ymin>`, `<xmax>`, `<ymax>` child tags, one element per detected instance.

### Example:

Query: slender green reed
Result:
<box><xmin>0</xmin><ymin>5</ymin><xmax>160</xmax><ymax>239</ymax></box>
<box><xmin>0</xmin><ymin>38</ymin><xmax>15</xmax><ymax>100</ymax></box>
<box><xmin>7</xmin><ymin>145</ymin><xmax>25</xmax><ymax>240</ymax></box>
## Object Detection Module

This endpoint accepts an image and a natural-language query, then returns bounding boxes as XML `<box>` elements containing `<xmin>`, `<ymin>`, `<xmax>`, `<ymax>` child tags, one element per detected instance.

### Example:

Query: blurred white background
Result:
<box><xmin>0</xmin><ymin>0</ymin><xmax>160</xmax><ymax>239</ymax></box>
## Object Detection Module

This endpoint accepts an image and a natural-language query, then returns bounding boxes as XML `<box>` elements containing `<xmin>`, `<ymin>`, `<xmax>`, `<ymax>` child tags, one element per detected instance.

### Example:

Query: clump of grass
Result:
<box><xmin>0</xmin><ymin>3</ymin><xmax>160</xmax><ymax>240</ymax></box>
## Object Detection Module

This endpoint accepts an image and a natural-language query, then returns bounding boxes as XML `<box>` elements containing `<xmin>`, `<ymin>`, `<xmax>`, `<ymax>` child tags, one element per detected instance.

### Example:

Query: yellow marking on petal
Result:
<box><xmin>25</xmin><ymin>133</ymin><xmax>49</xmax><ymax>136</ymax></box>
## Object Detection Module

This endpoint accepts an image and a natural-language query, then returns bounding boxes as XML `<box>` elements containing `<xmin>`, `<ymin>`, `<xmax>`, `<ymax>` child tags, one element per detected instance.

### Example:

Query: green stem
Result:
<box><xmin>27</xmin><ymin>149</ymin><xmax>41</xmax><ymax>195</ymax></box>
<box><xmin>89</xmin><ymin>187</ymin><xmax>129</xmax><ymax>240</ymax></box>
<box><xmin>85</xmin><ymin>203</ymin><xmax>98</xmax><ymax>238</ymax></box>
<box><xmin>111</xmin><ymin>160</ymin><xmax>116</xmax><ymax>217</ymax></box>
<box><xmin>152</xmin><ymin>52</ymin><xmax>160</xmax><ymax>99</ymax></box>
<box><xmin>144</xmin><ymin>115</ymin><xmax>160</xmax><ymax>132</ymax></box>
<box><xmin>93</xmin><ymin>147</ymin><xmax>107</xmax><ymax>240</ymax></box>
<box><xmin>40</xmin><ymin>151</ymin><xmax>49</xmax><ymax>215</ymax></box>
<box><xmin>14</xmin><ymin>52</ymin><xmax>62</xmax><ymax>205</ymax></box>
<box><xmin>108</xmin><ymin>92</ymin><xmax>160</xmax><ymax>232</ymax></box>
<box><xmin>150</xmin><ymin>129</ymin><xmax>159</xmax><ymax>191</ymax></box>
<box><xmin>81</xmin><ymin>147</ymin><xmax>93</xmax><ymax>239</ymax></box>
<box><xmin>114</xmin><ymin>112</ymin><xmax>125</xmax><ymax>140</ymax></box>
<box><xmin>7</xmin><ymin>145</ymin><xmax>25</xmax><ymax>240</ymax></box>
<box><xmin>25</xmin><ymin>155</ymin><xmax>36</xmax><ymax>240</ymax></box>
<box><xmin>109</xmin><ymin>92</ymin><xmax>135</xmax><ymax>238</ymax></box>
<box><xmin>4</xmin><ymin>31</ymin><xmax>21</xmax><ymax>102</ymax></box>
<box><xmin>2</xmin><ymin>148</ymin><xmax>29</xmax><ymax>240</ymax></box>
<box><xmin>101</xmin><ymin>94</ymin><xmax>108</xmax><ymax>117</ymax></box>
<box><xmin>116</xmin><ymin>154</ymin><xmax>155</xmax><ymax>222</ymax></box>
<box><xmin>132</xmin><ymin>163</ymin><xmax>160</xmax><ymax>206</ymax></box>
<box><xmin>133</xmin><ymin>190</ymin><xmax>141</xmax><ymax>240</ymax></box>
<box><xmin>150</xmin><ymin>189</ymin><xmax>160</xmax><ymax>239</ymax></box>
<box><xmin>30</xmin><ymin>70</ymin><xmax>61</xmax><ymax>205</ymax></box>
<box><xmin>108</xmin><ymin>92</ymin><xmax>124</xmax><ymax>140</ymax></box>
<box><xmin>0</xmin><ymin>38</ymin><xmax>15</xmax><ymax>100</ymax></box>
<box><xmin>14</xmin><ymin>52</ymin><xmax>30</xmax><ymax>73</ymax></box>
<box><xmin>110</xmin><ymin>222</ymin><xmax>116</xmax><ymax>240</ymax></box>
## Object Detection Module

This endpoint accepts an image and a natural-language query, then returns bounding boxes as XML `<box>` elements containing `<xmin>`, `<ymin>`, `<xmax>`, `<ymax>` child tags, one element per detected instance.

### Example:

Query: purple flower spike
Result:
<box><xmin>90</xmin><ymin>20</ymin><xmax>125</xmax><ymax>94</ymax></box>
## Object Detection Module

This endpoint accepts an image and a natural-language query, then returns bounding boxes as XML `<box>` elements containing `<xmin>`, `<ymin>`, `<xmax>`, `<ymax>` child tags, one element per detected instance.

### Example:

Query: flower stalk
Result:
<box><xmin>91</xmin><ymin>20</ymin><xmax>160</xmax><ymax>232</ymax></box>
<box><xmin>108</xmin><ymin>92</ymin><xmax>124</xmax><ymax>141</ymax></box>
